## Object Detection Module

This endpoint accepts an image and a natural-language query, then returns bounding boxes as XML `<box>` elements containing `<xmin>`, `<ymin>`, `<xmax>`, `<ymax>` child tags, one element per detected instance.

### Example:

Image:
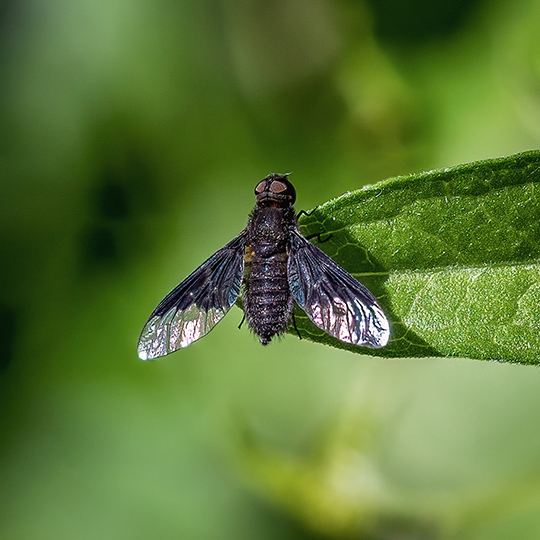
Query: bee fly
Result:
<box><xmin>138</xmin><ymin>173</ymin><xmax>389</xmax><ymax>359</ymax></box>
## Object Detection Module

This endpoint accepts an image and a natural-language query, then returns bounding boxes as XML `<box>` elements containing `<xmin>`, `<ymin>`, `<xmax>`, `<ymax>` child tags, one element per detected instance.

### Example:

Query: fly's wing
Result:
<box><xmin>138</xmin><ymin>231</ymin><xmax>247</xmax><ymax>359</ymax></box>
<box><xmin>287</xmin><ymin>230</ymin><xmax>389</xmax><ymax>348</ymax></box>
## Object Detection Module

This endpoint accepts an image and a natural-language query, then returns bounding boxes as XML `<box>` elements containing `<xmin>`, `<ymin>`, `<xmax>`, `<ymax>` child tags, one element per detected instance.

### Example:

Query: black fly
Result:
<box><xmin>137</xmin><ymin>174</ymin><xmax>389</xmax><ymax>359</ymax></box>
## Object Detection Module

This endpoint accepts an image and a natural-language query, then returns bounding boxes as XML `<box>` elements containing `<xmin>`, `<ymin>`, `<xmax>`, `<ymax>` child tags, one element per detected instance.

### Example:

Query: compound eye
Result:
<box><xmin>254</xmin><ymin>181</ymin><xmax>266</xmax><ymax>194</ymax></box>
<box><xmin>270</xmin><ymin>180</ymin><xmax>288</xmax><ymax>193</ymax></box>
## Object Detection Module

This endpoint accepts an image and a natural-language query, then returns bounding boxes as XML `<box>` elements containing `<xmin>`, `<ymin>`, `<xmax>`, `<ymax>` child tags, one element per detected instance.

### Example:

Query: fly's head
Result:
<box><xmin>255</xmin><ymin>173</ymin><xmax>296</xmax><ymax>208</ymax></box>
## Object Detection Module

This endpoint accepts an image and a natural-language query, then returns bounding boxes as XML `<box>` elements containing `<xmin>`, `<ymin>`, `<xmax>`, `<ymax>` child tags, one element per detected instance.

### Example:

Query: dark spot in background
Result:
<box><xmin>80</xmin><ymin>225</ymin><xmax>119</xmax><ymax>266</ymax></box>
<box><xmin>0</xmin><ymin>304</ymin><xmax>16</xmax><ymax>371</ymax></box>
<box><xmin>0</xmin><ymin>0</ymin><xmax>15</xmax><ymax>31</ymax></box>
<box><xmin>363</xmin><ymin>0</ymin><xmax>481</xmax><ymax>43</ymax></box>
<box><xmin>79</xmin><ymin>125</ymin><xmax>159</xmax><ymax>273</ymax></box>
<box><xmin>95</xmin><ymin>171</ymin><xmax>131</xmax><ymax>221</ymax></box>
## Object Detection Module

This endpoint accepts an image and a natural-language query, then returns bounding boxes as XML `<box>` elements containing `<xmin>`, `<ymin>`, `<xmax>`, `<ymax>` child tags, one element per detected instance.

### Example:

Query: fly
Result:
<box><xmin>137</xmin><ymin>173</ymin><xmax>390</xmax><ymax>359</ymax></box>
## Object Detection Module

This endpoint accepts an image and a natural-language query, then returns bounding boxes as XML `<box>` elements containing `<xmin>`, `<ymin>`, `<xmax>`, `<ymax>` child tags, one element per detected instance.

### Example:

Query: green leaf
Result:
<box><xmin>297</xmin><ymin>150</ymin><xmax>540</xmax><ymax>363</ymax></box>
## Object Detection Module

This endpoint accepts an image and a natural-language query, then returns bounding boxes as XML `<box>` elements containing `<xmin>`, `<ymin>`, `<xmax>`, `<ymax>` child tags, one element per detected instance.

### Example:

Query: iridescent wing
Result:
<box><xmin>138</xmin><ymin>231</ymin><xmax>247</xmax><ymax>359</ymax></box>
<box><xmin>287</xmin><ymin>230</ymin><xmax>389</xmax><ymax>348</ymax></box>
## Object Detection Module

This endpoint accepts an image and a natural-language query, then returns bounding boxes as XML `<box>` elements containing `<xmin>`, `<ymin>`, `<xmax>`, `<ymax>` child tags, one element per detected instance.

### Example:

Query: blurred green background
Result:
<box><xmin>1</xmin><ymin>0</ymin><xmax>540</xmax><ymax>538</ymax></box>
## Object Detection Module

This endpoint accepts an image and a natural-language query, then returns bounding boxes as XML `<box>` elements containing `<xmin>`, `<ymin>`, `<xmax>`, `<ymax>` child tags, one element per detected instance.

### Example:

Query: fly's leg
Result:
<box><xmin>297</xmin><ymin>209</ymin><xmax>332</xmax><ymax>244</ymax></box>
<box><xmin>305</xmin><ymin>232</ymin><xmax>332</xmax><ymax>243</ymax></box>
<box><xmin>238</xmin><ymin>313</ymin><xmax>246</xmax><ymax>330</ymax></box>
<box><xmin>296</xmin><ymin>208</ymin><xmax>317</xmax><ymax>219</ymax></box>
<box><xmin>291</xmin><ymin>312</ymin><xmax>302</xmax><ymax>340</ymax></box>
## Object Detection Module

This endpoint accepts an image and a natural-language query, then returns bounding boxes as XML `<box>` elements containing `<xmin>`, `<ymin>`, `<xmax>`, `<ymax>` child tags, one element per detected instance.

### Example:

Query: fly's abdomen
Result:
<box><xmin>243</xmin><ymin>252</ymin><xmax>293</xmax><ymax>345</ymax></box>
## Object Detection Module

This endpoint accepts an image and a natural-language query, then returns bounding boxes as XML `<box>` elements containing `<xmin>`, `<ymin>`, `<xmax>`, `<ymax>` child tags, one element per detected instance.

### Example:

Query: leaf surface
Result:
<box><xmin>297</xmin><ymin>150</ymin><xmax>540</xmax><ymax>363</ymax></box>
